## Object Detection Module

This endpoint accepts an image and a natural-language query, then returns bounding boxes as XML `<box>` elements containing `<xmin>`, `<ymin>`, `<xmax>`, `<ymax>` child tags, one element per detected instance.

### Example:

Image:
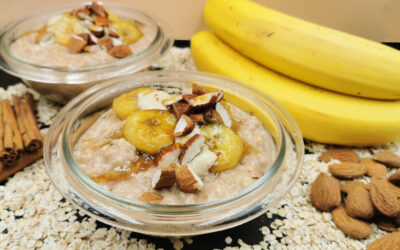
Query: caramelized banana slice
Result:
<box><xmin>200</xmin><ymin>124</ymin><xmax>244</xmax><ymax>172</ymax></box>
<box><xmin>123</xmin><ymin>110</ymin><xmax>177</xmax><ymax>155</ymax></box>
<box><xmin>111</xmin><ymin>20</ymin><xmax>142</xmax><ymax>44</ymax></box>
<box><xmin>112</xmin><ymin>88</ymin><xmax>148</xmax><ymax>119</ymax></box>
<box><xmin>51</xmin><ymin>13</ymin><xmax>85</xmax><ymax>45</ymax></box>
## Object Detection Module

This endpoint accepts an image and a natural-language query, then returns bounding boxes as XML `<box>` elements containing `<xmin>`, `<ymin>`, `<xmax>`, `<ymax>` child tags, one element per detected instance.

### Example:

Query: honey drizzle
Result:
<box><xmin>90</xmin><ymin>153</ymin><xmax>154</xmax><ymax>183</ymax></box>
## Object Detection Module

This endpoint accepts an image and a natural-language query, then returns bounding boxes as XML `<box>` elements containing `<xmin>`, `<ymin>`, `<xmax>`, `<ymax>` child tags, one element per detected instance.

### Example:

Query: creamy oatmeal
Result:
<box><xmin>9</xmin><ymin>2</ymin><xmax>155</xmax><ymax>68</ymax></box>
<box><xmin>73</xmin><ymin>85</ymin><xmax>275</xmax><ymax>204</ymax></box>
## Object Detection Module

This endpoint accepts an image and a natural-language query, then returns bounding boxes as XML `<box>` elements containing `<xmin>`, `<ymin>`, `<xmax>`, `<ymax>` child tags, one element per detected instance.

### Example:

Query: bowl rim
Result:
<box><xmin>0</xmin><ymin>1</ymin><xmax>173</xmax><ymax>84</ymax></box>
<box><xmin>45</xmin><ymin>70</ymin><xmax>304</xmax><ymax>214</ymax></box>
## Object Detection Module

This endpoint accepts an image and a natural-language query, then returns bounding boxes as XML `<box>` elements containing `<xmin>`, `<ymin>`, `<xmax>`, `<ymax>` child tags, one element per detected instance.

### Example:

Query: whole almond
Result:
<box><xmin>345</xmin><ymin>186</ymin><xmax>375</xmax><ymax>219</ymax></box>
<box><xmin>367</xmin><ymin>232</ymin><xmax>400</xmax><ymax>250</ymax></box>
<box><xmin>388</xmin><ymin>170</ymin><xmax>400</xmax><ymax>187</ymax></box>
<box><xmin>370</xmin><ymin>177</ymin><xmax>400</xmax><ymax>217</ymax></box>
<box><xmin>361</xmin><ymin>158</ymin><xmax>387</xmax><ymax>179</ymax></box>
<box><xmin>328</xmin><ymin>163</ymin><xmax>367</xmax><ymax>179</ymax></box>
<box><xmin>331</xmin><ymin>206</ymin><xmax>372</xmax><ymax>239</ymax></box>
<box><xmin>341</xmin><ymin>180</ymin><xmax>369</xmax><ymax>194</ymax></box>
<box><xmin>319</xmin><ymin>149</ymin><xmax>360</xmax><ymax>163</ymax></box>
<box><xmin>374</xmin><ymin>152</ymin><xmax>400</xmax><ymax>168</ymax></box>
<box><xmin>310</xmin><ymin>173</ymin><xmax>341</xmax><ymax>212</ymax></box>
<box><xmin>374</xmin><ymin>214</ymin><xmax>398</xmax><ymax>232</ymax></box>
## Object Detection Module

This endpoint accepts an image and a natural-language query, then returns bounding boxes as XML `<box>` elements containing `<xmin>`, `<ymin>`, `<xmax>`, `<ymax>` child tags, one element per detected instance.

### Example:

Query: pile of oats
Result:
<box><xmin>0</xmin><ymin>47</ymin><xmax>398</xmax><ymax>249</ymax></box>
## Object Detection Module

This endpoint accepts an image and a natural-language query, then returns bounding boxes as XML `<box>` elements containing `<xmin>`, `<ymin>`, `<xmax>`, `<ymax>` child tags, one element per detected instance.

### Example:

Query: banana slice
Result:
<box><xmin>111</xmin><ymin>20</ymin><xmax>142</xmax><ymax>44</ymax></box>
<box><xmin>112</xmin><ymin>88</ymin><xmax>148</xmax><ymax>119</ymax></box>
<box><xmin>200</xmin><ymin>124</ymin><xmax>244</xmax><ymax>172</ymax></box>
<box><xmin>123</xmin><ymin>110</ymin><xmax>177</xmax><ymax>155</ymax></box>
<box><xmin>51</xmin><ymin>13</ymin><xmax>85</xmax><ymax>45</ymax></box>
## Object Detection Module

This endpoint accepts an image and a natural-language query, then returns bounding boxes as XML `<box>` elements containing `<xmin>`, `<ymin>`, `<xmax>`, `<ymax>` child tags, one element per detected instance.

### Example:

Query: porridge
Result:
<box><xmin>73</xmin><ymin>84</ymin><xmax>275</xmax><ymax>204</ymax></box>
<box><xmin>10</xmin><ymin>2</ymin><xmax>155</xmax><ymax>68</ymax></box>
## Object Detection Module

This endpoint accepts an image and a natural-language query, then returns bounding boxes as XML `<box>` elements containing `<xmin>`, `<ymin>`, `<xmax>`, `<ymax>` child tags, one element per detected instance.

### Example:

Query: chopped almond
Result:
<box><xmin>172</xmin><ymin>102</ymin><xmax>190</xmax><ymax>118</ymax></box>
<box><xmin>162</xmin><ymin>95</ymin><xmax>183</xmax><ymax>106</ymax></box>
<box><xmin>179</xmin><ymin>134</ymin><xmax>205</xmax><ymax>165</ymax></box>
<box><xmin>192</xmin><ymin>84</ymin><xmax>207</xmax><ymax>95</ymax></box>
<box><xmin>215</xmin><ymin>102</ymin><xmax>232</xmax><ymax>127</ymax></box>
<box><xmin>152</xmin><ymin>167</ymin><xmax>176</xmax><ymax>190</ymax></box>
<box><xmin>90</xmin><ymin>2</ymin><xmax>108</xmax><ymax>17</ymax></box>
<box><xmin>35</xmin><ymin>31</ymin><xmax>52</xmax><ymax>44</ymax></box>
<box><xmin>204</xmin><ymin>109</ymin><xmax>223</xmax><ymax>124</ymax></box>
<box><xmin>174</xmin><ymin>115</ymin><xmax>195</xmax><ymax>137</ymax></box>
<box><xmin>155</xmin><ymin>143</ymin><xmax>181</xmax><ymax>168</ymax></box>
<box><xmin>77</xmin><ymin>33</ymin><xmax>89</xmax><ymax>43</ymax></box>
<box><xmin>67</xmin><ymin>35</ymin><xmax>87</xmax><ymax>53</ymax></box>
<box><xmin>107</xmin><ymin>27</ymin><xmax>120</xmax><ymax>38</ymax></box>
<box><xmin>73</xmin><ymin>9</ymin><xmax>93</xmax><ymax>21</ymax></box>
<box><xmin>189</xmin><ymin>90</ymin><xmax>224</xmax><ymax>109</ymax></box>
<box><xmin>96</xmin><ymin>16</ymin><xmax>109</xmax><ymax>27</ymax></box>
<box><xmin>189</xmin><ymin>114</ymin><xmax>207</xmax><ymax>125</ymax></box>
<box><xmin>89</xmin><ymin>25</ymin><xmax>104</xmax><ymax>37</ymax></box>
<box><xmin>176</xmin><ymin>165</ymin><xmax>204</xmax><ymax>193</ymax></box>
<box><xmin>98</xmin><ymin>36</ymin><xmax>113</xmax><ymax>51</ymax></box>
<box><xmin>83</xmin><ymin>45</ymin><xmax>98</xmax><ymax>53</ymax></box>
<box><xmin>108</xmin><ymin>45</ymin><xmax>133</xmax><ymax>58</ymax></box>
<box><xmin>88</xmin><ymin>33</ymin><xmax>98</xmax><ymax>45</ymax></box>
<box><xmin>189</xmin><ymin>146</ymin><xmax>217</xmax><ymax>176</ymax></box>
<box><xmin>182</xmin><ymin>94</ymin><xmax>197</xmax><ymax>103</ymax></box>
<box><xmin>139</xmin><ymin>192</ymin><xmax>163</xmax><ymax>202</ymax></box>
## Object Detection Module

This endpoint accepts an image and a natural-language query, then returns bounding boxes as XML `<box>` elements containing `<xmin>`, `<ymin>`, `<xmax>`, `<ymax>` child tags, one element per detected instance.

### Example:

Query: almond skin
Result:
<box><xmin>388</xmin><ymin>170</ymin><xmax>400</xmax><ymax>187</ymax></box>
<box><xmin>328</xmin><ymin>163</ymin><xmax>368</xmax><ymax>179</ymax></box>
<box><xmin>374</xmin><ymin>214</ymin><xmax>398</xmax><ymax>232</ymax></box>
<box><xmin>367</xmin><ymin>232</ymin><xmax>400</xmax><ymax>250</ymax></box>
<box><xmin>361</xmin><ymin>158</ymin><xmax>387</xmax><ymax>179</ymax></box>
<box><xmin>310</xmin><ymin>173</ymin><xmax>341</xmax><ymax>212</ymax></box>
<box><xmin>319</xmin><ymin>149</ymin><xmax>360</xmax><ymax>163</ymax></box>
<box><xmin>341</xmin><ymin>180</ymin><xmax>369</xmax><ymax>194</ymax></box>
<box><xmin>345</xmin><ymin>186</ymin><xmax>375</xmax><ymax>219</ymax></box>
<box><xmin>374</xmin><ymin>152</ymin><xmax>400</xmax><ymax>168</ymax></box>
<box><xmin>332</xmin><ymin>205</ymin><xmax>372</xmax><ymax>239</ymax></box>
<box><xmin>139</xmin><ymin>192</ymin><xmax>163</xmax><ymax>202</ymax></box>
<box><xmin>370</xmin><ymin>177</ymin><xmax>400</xmax><ymax>218</ymax></box>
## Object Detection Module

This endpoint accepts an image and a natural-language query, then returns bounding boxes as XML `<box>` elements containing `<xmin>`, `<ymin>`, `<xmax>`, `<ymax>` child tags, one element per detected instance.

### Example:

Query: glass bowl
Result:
<box><xmin>44</xmin><ymin>71</ymin><xmax>304</xmax><ymax>236</ymax></box>
<box><xmin>0</xmin><ymin>2</ymin><xmax>173</xmax><ymax>104</ymax></box>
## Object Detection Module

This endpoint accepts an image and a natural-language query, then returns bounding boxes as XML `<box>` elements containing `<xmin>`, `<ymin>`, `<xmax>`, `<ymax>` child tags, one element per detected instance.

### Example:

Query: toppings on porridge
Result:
<box><xmin>73</xmin><ymin>83</ymin><xmax>272</xmax><ymax>204</ymax></box>
<box><xmin>10</xmin><ymin>2</ymin><xmax>153</xmax><ymax>67</ymax></box>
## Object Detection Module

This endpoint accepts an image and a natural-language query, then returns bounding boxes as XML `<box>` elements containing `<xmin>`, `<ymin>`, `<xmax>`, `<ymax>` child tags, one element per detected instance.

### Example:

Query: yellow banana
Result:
<box><xmin>204</xmin><ymin>0</ymin><xmax>400</xmax><ymax>100</ymax></box>
<box><xmin>191</xmin><ymin>31</ymin><xmax>400</xmax><ymax>145</ymax></box>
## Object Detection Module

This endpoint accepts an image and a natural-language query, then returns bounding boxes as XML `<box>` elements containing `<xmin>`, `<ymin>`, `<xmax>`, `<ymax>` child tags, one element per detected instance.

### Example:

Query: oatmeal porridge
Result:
<box><xmin>10</xmin><ymin>2</ymin><xmax>155</xmax><ymax>68</ymax></box>
<box><xmin>73</xmin><ymin>84</ymin><xmax>275</xmax><ymax>204</ymax></box>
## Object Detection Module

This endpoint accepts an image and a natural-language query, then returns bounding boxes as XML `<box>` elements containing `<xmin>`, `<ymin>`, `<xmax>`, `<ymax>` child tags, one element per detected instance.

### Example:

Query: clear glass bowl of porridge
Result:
<box><xmin>44</xmin><ymin>71</ymin><xmax>304</xmax><ymax>236</ymax></box>
<box><xmin>0</xmin><ymin>2</ymin><xmax>173</xmax><ymax>103</ymax></box>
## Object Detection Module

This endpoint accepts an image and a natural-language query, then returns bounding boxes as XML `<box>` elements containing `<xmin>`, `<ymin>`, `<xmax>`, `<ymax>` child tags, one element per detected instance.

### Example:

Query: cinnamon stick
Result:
<box><xmin>0</xmin><ymin>101</ymin><xmax>4</xmax><ymax>161</ymax></box>
<box><xmin>2</xmin><ymin>99</ymin><xmax>24</xmax><ymax>156</ymax></box>
<box><xmin>23</xmin><ymin>92</ymin><xmax>35</xmax><ymax>112</ymax></box>
<box><xmin>12</xmin><ymin>96</ymin><xmax>42</xmax><ymax>152</ymax></box>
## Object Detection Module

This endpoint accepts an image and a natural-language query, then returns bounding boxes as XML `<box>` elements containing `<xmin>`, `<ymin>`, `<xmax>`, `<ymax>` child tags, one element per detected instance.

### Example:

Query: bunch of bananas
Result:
<box><xmin>191</xmin><ymin>0</ymin><xmax>400</xmax><ymax>145</ymax></box>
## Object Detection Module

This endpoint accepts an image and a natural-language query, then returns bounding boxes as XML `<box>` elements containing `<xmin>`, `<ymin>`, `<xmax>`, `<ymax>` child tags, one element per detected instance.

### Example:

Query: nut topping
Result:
<box><xmin>97</xmin><ymin>36</ymin><xmax>113</xmax><ymax>51</ymax></box>
<box><xmin>215</xmin><ymin>102</ymin><xmax>232</xmax><ymax>127</ymax></box>
<box><xmin>139</xmin><ymin>192</ymin><xmax>163</xmax><ymax>202</ymax></box>
<box><xmin>176</xmin><ymin>165</ymin><xmax>204</xmax><ymax>193</ymax></box>
<box><xmin>179</xmin><ymin>134</ymin><xmax>205</xmax><ymax>165</ymax></box>
<box><xmin>154</xmin><ymin>143</ymin><xmax>181</xmax><ymax>168</ymax></box>
<box><xmin>174</xmin><ymin>115</ymin><xmax>195</xmax><ymax>137</ymax></box>
<box><xmin>152</xmin><ymin>167</ymin><xmax>176</xmax><ymax>190</ymax></box>
<box><xmin>192</xmin><ymin>84</ymin><xmax>207</xmax><ymax>95</ymax></box>
<box><xmin>188</xmin><ymin>146</ymin><xmax>217</xmax><ymax>177</ymax></box>
<box><xmin>89</xmin><ymin>25</ymin><xmax>104</xmax><ymax>37</ymax></box>
<box><xmin>96</xmin><ymin>16</ymin><xmax>109</xmax><ymax>27</ymax></box>
<box><xmin>67</xmin><ymin>35</ymin><xmax>87</xmax><ymax>53</ymax></box>
<box><xmin>162</xmin><ymin>95</ymin><xmax>183</xmax><ymax>106</ymax></box>
<box><xmin>189</xmin><ymin>114</ymin><xmax>207</xmax><ymax>125</ymax></box>
<box><xmin>189</xmin><ymin>91</ymin><xmax>223</xmax><ymax>109</ymax></box>
<box><xmin>172</xmin><ymin>102</ymin><xmax>190</xmax><ymax>118</ymax></box>
<box><xmin>108</xmin><ymin>44</ymin><xmax>133</xmax><ymax>58</ymax></box>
